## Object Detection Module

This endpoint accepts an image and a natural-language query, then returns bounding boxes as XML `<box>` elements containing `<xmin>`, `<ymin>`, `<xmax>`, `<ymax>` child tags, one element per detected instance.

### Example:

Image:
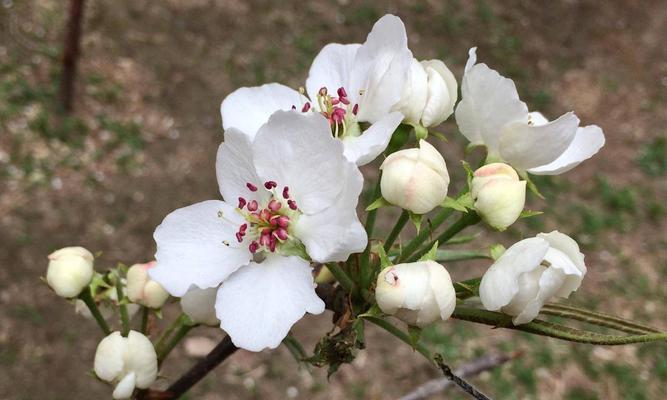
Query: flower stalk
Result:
<box><xmin>78</xmin><ymin>288</ymin><xmax>111</xmax><ymax>335</ymax></box>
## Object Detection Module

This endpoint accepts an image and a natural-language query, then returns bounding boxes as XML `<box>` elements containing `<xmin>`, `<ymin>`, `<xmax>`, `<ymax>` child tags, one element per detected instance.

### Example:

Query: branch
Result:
<box><xmin>433</xmin><ymin>354</ymin><xmax>492</xmax><ymax>400</ymax></box>
<box><xmin>399</xmin><ymin>352</ymin><xmax>519</xmax><ymax>400</ymax></box>
<box><xmin>59</xmin><ymin>0</ymin><xmax>85</xmax><ymax>112</ymax></box>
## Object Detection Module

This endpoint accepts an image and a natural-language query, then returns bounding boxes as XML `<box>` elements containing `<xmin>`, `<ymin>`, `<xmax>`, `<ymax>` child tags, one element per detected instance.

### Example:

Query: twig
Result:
<box><xmin>399</xmin><ymin>352</ymin><xmax>519</xmax><ymax>400</ymax></box>
<box><xmin>433</xmin><ymin>354</ymin><xmax>492</xmax><ymax>400</ymax></box>
<box><xmin>58</xmin><ymin>0</ymin><xmax>85</xmax><ymax>112</ymax></box>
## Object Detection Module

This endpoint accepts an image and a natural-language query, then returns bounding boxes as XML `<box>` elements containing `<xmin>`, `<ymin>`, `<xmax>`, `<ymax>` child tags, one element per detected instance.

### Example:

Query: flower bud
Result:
<box><xmin>126</xmin><ymin>262</ymin><xmax>169</xmax><ymax>309</ymax></box>
<box><xmin>479</xmin><ymin>231</ymin><xmax>587</xmax><ymax>324</ymax></box>
<box><xmin>394</xmin><ymin>58</ymin><xmax>458</xmax><ymax>128</ymax></box>
<box><xmin>94</xmin><ymin>330</ymin><xmax>158</xmax><ymax>399</ymax></box>
<box><xmin>180</xmin><ymin>287</ymin><xmax>219</xmax><ymax>326</ymax></box>
<box><xmin>46</xmin><ymin>246</ymin><xmax>94</xmax><ymax>298</ymax></box>
<box><xmin>471</xmin><ymin>163</ymin><xmax>526</xmax><ymax>231</ymax></box>
<box><xmin>375</xmin><ymin>261</ymin><xmax>456</xmax><ymax>327</ymax></box>
<box><xmin>380</xmin><ymin>140</ymin><xmax>450</xmax><ymax>214</ymax></box>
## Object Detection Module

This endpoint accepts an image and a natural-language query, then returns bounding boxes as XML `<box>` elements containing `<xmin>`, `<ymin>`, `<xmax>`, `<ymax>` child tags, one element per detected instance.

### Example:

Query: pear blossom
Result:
<box><xmin>380</xmin><ymin>139</ymin><xmax>450</xmax><ymax>214</ymax></box>
<box><xmin>220</xmin><ymin>14</ymin><xmax>412</xmax><ymax>166</ymax></box>
<box><xmin>455</xmin><ymin>48</ymin><xmax>605</xmax><ymax>174</ymax></box>
<box><xmin>479</xmin><ymin>231</ymin><xmax>587</xmax><ymax>324</ymax></box>
<box><xmin>394</xmin><ymin>58</ymin><xmax>458</xmax><ymax>128</ymax></box>
<box><xmin>46</xmin><ymin>246</ymin><xmax>94</xmax><ymax>298</ymax></box>
<box><xmin>180</xmin><ymin>287</ymin><xmax>219</xmax><ymax>326</ymax></box>
<box><xmin>375</xmin><ymin>260</ymin><xmax>456</xmax><ymax>327</ymax></box>
<box><xmin>94</xmin><ymin>331</ymin><xmax>158</xmax><ymax>399</ymax></box>
<box><xmin>471</xmin><ymin>163</ymin><xmax>526</xmax><ymax>230</ymax></box>
<box><xmin>126</xmin><ymin>262</ymin><xmax>170</xmax><ymax>309</ymax></box>
<box><xmin>149</xmin><ymin>110</ymin><xmax>366</xmax><ymax>351</ymax></box>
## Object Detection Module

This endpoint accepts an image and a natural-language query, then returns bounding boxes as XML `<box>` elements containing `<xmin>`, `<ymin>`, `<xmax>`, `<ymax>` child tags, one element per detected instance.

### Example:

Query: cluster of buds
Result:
<box><xmin>126</xmin><ymin>262</ymin><xmax>170</xmax><ymax>309</ymax></box>
<box><xmin>46</xmin><ymin>246</ymin><xmax>95</xmax><ymax>298</ymax></box>
<box><xmin>471</xmin><ymin>163</ymin><xmax>526</xmax><ymax>231</ymax></box>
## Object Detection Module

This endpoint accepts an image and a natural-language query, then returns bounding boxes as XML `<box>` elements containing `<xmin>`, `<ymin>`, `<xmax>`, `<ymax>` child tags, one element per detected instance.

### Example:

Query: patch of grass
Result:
<box><xmin>638</xmin><ymin>136</ymin><xmax>667</xmax><ymax>176</ymax></box>
<box><xmin>9</xmin><ymin>304</ymin><xmax>44</xmax><ymax>325</ymax></box>
<box><xmin>345</xmin><ymin>3</ymin><xmax>380</xmax><ymax>27</ymax></box>
<box><xmin>603</xmin><ymin>362</ymin><xmax>648</xmax><ymax>400</ymax></box>
<box><xmin>565</xmin><ymin>387</ymin><xmax>599</xmax><ymax>400</ymax></box>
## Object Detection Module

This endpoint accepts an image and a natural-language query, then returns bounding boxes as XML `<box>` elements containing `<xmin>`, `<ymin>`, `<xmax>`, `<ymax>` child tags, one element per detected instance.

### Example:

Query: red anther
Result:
<box><xmin>259</xmin><ymin>233</ymin><xmax>271</xmax><ymax>247</ymax></box>
<box><xmin>339</xmin><ymin>97</ymin><xmax>350</xmax><ymax>105</ymax></box>
<box><xmin>276</xmin><ymin>215</ymin><xmax>290</xmax><ymax>228</ymax></box>
<box><xmin>238</xmin><ymin>197</ymin><xmax>247</xmax><ymax>209</ymax></box>
<box><xmin>268</xmin><ymin>236</ymin><xmax>277</xmax><ymax>252</ymax></box>
<box><xmin>274</xmin><ymin>228</ymin><xmax>289</xmax><ymax>241</ymax></box>
<box><xmin>288</xmin><ymin>199</ymin><xmax>298</xmax><ymax>210</ymax></box>
<box><xmin>332</xmin><ymin>108</ymin><xmax>346</xmax><ymax>123</ymax></box>
<box><xmin>352</xmin><ymin>104</ymin><xmax>359</xmax><ymax>115</ymax></box>
<box><xmin>261</xmin><ymin>227</ymin><xmax>272</xmax><ymax>236</ymax></box>
<box><xmin>282</xmin><ymin>186</ymin><xmax>290</xmax><ymax>199</ymax></box>
<box><xmin>331</xmin><ymin>98</ymin><xmax>340</xmax><ymax>105</ymax></box>
<box><xmin>301</xmin><ymin>102</ymin><xmax>311</xmax><ymax>112</ymax></box>
<box><xmin>246</xmin><ymin>182</ymin><xmax>258</xmax><ymax>192</ymax></box>
<box><xmin>249</xmin><ymin>241</ymin><xmax>259</xmax><ymax>253</ymax></box>
<box><xmin>239</xmin><ymin>223</ymin><xmax>248</xmax><ymax>233</ymax></box>
<box><xmin>268</xmin><ymin>199</ymin><xmax>282</xmax><ymax>212</ymax></box>
<box><xmin>260</xmin><ymin>209</ymin><xmax>271</xmax><ymax>221</ymax></box>
<box><xmin>264</xmin><ymin>180</ymin><xmax>277</xmax><ymax>189</ymax></box>
<box><xmin>247</xmin><ymin>200</ymin><xmax>259</xmax><ymax>212</ymax></box>
<box><xmin>318</xmin><ymin>87</ymin><xmax>328</xmax><ymax>96</ymax></box>
<box><xmin>235</xmin><ymin>232</ymin><xmax>243</xmax><ymax>243</ymax></box>
<box><xmin>337</xmin><ymin>87</ymin><xmax>347</xmax><ymax>98</ymax></box>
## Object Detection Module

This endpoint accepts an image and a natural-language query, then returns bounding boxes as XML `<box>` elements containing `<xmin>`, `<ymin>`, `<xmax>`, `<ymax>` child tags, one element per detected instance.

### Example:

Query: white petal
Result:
<box><xmin>342</xmin><ymin>111</ymin><xmax>404</xmax><ymax>166</ymax></box>
<box><xmin>349</xmin><ymin>14</ymin><xmax>413</xmax><ymax>123</ymax></box>
<box><xmin>180</xmin><ymin>287</ymin><xmax>220</xmax><ymax>326</ymax></box>
<box><xmin>216</xmin><ymin>256</ymin><xmax>325</xmax><ymax>352</ymax></box>
<box><xmin>151</xmin><ymin>200</ymin><xmax>251</xmax><ymax>297</ymax></box>
<box><xmin>499</xmin><ymin>112</ymin><xmax>580</xmax><ymax>170</ymax></box>
<box><xmin>252</xmin><ymin>110</ymin><xmax>347</xmax><ymax>214</ymax></box>
<box><xmin>306</xmin><ymin>43</ymin><xmax>361</xmax><ymax>103</ymax></box>
<box><xmin>125</xmin><ymin>331</ymin><xmax>158</xmax><ymax>388</ymax></box>
<box><xmin>455</xmin><ymin>48</ymin><xmax>528</xmax><ymax>151</ymax></box>
<box><xmin>216</xmin><ymin>128</ymin><xmax>269</xmax><ymax>204</ymax></box>
<box><xmin>220</xmin><ymin>83</ymin><xmax>304</xmax><ymax>139</ymax></box>
<box><xmin>112</xmin><ymin>372</ymin><xmax>136</xmax><ymax>399</ymax></box>
<box><xmin>393</xmin><ymin>58</ymin><xmax>428</xmax><ymax>125</ymax></box>
<box><xmin>94</xmin><ymin>332</ymin><xmax>126</xmax><ymax>382</ymax></box>
<box><xmin>479</xmin><ymin>237</ymin><xmax>550</xmax><ymax>311</ymax></box>
<box><xmin>537</xmin><ymin>231</ymin><xmax>586</xmax><ymax>297</ymax></box>
<box><xmin>512</xmin><ymin>266</ymin><xmax>567</xmax><ymax>324</ymax></box>
<box><xmin>420</xmin><ymin>59</ymin><xmax>458</xmax><ymax>127</ymax></box>
<box><xmin>528</xmin><ymin>125</ymin><xmax>605</xmax><ymax>175</ymax></box>
<box><xmin>293</xmin><ymin>161</ymin><xmax>366</xmax><ymax>262</ymax></box>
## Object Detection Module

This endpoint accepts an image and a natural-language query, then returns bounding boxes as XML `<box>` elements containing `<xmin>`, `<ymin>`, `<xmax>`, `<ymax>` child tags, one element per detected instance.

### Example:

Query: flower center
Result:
<box><xmin>235</xmin><ymin>181</ymin><xmax>301</xmax><ymax>254</ymax></box>
<box><xmin>292</xmin><ymin>86</ymin><xmax>361</xmax><ymax>139</ymax></box>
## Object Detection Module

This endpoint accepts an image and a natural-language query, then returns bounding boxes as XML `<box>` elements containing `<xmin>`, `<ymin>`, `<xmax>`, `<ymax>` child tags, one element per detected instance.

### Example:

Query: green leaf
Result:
<box><xmin>408</xmin><ymin>325</ymin><xmax>422</xmax><ymax>347</ymax></box>
<box><xmin>366</xmin><ymin>196</ymin><xmax>390</xmax><ymax>211</ymax></box>
<box><xmin>441</xmin><ymin>196</ymin><xmax>469</xmax><ymax>213</ymax></box>
<box><xmin>447</xmin><ymin>233</ymin><xmax>480</xmax><ymax>245</ymax></box>
<box><xmin>283</xmin><ymin>335</ymin><xmax>310</xmax><ymax>366</ymax></box>
<box><xmin>457</xmin><ymin>192</ymin><xmax>474</xmax><ymax>209</ymax></box>
<box><xmin>454</xmin><ymin>277</ymin><xmax>481</xmax><ymax>298</ymax></box>
<box><xmin>409</xmin><ymin>212</ymin><xmax>423</xmax><ymax>233</ymax></box>
<box><xmin>520</xmin><ymin>209</ymin><xmax>543</xmax><ymax>219</ymax></box>
<box><xmin>386</xmin><ymin>124</ymin><xmax>411</xmax><ymax>154</ymax></box>
<box><xmin>419</xmin><ymin>241</ymin><xmax>439</xmax><ymax>262</ymax></box>
<box><xmin>489</xmin><ymin>244</ymin><xmax>506</xmax><ymax>260</ymax></box>
<box><xmin>280</xmin><ymin>240</ymin><xmax>310</xmax><ymax>260</ymax></box>
<box><xmin>521</xmin><ymin>172</ymin><xmax>545</xmax><ymax>199</ymax></box>
<box><xmin>435</xmin><ymin>250</ymin><xmax>492</xmax><ymax>262</ymax></box>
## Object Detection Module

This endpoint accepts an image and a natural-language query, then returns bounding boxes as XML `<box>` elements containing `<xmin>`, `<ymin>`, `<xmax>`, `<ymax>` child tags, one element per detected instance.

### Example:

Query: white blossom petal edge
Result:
<box><xmin>455</xmin><ymin>48</ymin><xmax>604</xmax><ymax>174</ymax></box>
<box><xmin>479</xmin><ymin>231</ymin><xmax>587</xmax><ymax>324</ymax></box>
<box><xmin>220</xmin><ymin>14</ymin><xmax>412</xmax><ymax>166</ymax></box>
<box><xmin>150</xmin><ymin>110</ymin><xmax>364</xmax><ymax>351</ymax></box>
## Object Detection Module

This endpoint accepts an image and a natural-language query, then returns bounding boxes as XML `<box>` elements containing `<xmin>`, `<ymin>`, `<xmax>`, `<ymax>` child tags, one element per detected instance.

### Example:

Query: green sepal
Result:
<box><xmin>413</xmin><ymin>124</ymin><xmax>428</xmax><ymax>141</ymax></box>
<box><xmin>489</xmin><ymin>244</ymin><xmax>506</xmax><ymax>260</ymax></box>
<box><xmin>441</xmin><ymin>196</ymin><xmax>468</xmax><ymax>213</ymax></box>
<box><xmin>409</xmin><ymin>212</ymin><xmax>422</xmax><ymax>233</ymax></box>
<box><xmin>461</xmin><ymin>160</ymin><xmax>474</xmax><ymax>187</ymax></box>
<box><xmin>519</xmin><ymin>171</ymin><xmax>546</xmax><ymax>199</ymax></box>
<box><xmin>373</xmin><ymin>243</ymin><xmax>392</xmax><ymax>269</ymax></box>
<box><xmin>280</xmin><ymin>240</ymin><xmax>309</xmax><ymax>260</ymax></box>
<box><xmin>366</xmin><ymin>196</ymin><xmax>390</xmax><ymax>211</ymax></box>
<box><xmin>385</xmin><ymin>123</ymin><xmax>412</xmax><ymax>154</ymax></box>
<box><xmin>520</xmin><ymin>209</ymin><xmax>543</xmax><ymax>219</ymax></box>
<box><xmin>419</xmin><ymin>241</ymin><xmax>439</xmax><ymax>262</ymax></box>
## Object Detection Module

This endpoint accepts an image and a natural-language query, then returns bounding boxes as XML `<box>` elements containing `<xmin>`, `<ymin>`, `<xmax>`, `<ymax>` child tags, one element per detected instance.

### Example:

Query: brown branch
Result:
<box><xmin>58</xmin><ymin>0</ymin><xmax>85</xmax><ymax>113</ymax></box>
<box><xmin>433</xmin><ymin>354</ymin><xmax>493</xmax><ymax>400</ymax></box>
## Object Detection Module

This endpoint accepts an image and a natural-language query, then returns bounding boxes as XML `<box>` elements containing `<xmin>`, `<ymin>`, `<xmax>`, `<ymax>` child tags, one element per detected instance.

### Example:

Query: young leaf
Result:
<box><xmin>520</xmin><ymin>209</ymin><xmax>543</xmax><ymax>219</ymax></box>
<box><xmin>457</xmin><ymin>192</ymin><xmax>474</xmax><ymax>209</ymax></box>
<box><xmin>521</xmin><ymin>172</ymin><xmax>545</xmax><ymax>200</ymax></box>
<box><xmin>373</xmin><ymin>243</ymin><xmax>392</xmax><ymax>269</ymax></box>
<box><xmin>461</xmin><ymin>160</ymin><xmax>474</xmax><ymax>187</ymax></box>
<box><xmin>435</xmin><ymin>250</ymin><xmax>492</xmax><ymax>262</ymax></box>
<box><xmin>419</xmin><ymin>241</ymin><xmax>439</xmax><ymax>262</ymax></box>
<box><xmin>441</xmin><ymin>196</ymin><xmax>469</xmax><ymax>213</ymax></box>
<box><xmin>447</xmin><ymin>233</ymin><xmax>480</xmax><ymax>244</ymax></box>
<box><xmin>489</xmin><ymin>244</ymin><xmax>506</xmax><ymax>260</ymax></box>
<box><xmin>409</xmin><ymin>212</ymin><xmax>423</xmax><ymax>233</ymax></box>
<box><xmin>366</xmin><ymin>196</ymin><xmax>390</xmax><ymax>211</ymax></box>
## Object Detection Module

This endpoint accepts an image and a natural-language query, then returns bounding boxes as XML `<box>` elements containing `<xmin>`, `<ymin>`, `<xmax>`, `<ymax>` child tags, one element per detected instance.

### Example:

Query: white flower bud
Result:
<box><xmin>126</xmin><ymin>262</ymin><xmax>169</xmax><ymax>309</ymax></box>
<box><xmin>394</xmin><ymin>58</ymin><xmax>458</xmax><ymax>128</ymax></box>
<box><xmin>46</xmin><ymin>246</ymin><xmax>94</xmax><ymax>298</ymax></box>
<box><xmin>375</xmin><ymin>261</ymin><xmax>456</xmax><ymax>327</ymax></box>
<box><xmin>180</xmin><ymin>287</ymin><xmax>219</xmax><ymax>326</ymax></box>
<box><xmin>94</xmin><ymin>330</ymin><xmax>158</xmax><ymax>399</ymax></box>
<box><xmin>471</xmin><ymin>163</ymin><xmax>526</xmax><ymax>231</ymax></box>
<box><xmin>479</xmin><ymin>231</ymin><xmax>587</xmax><ymax>324</ymax></box>
<box><xmin>380</xmin><ymin>140</ymin><xmax>450</xmax><ymax>214</ymax></box>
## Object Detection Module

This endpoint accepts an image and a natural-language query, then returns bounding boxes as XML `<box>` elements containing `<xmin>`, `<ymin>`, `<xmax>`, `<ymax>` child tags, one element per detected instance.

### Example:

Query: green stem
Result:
<box><xmin>360</xmin><ymin>179</ymin><xmax>382</xmax><ymax>286</ymax></box>
<box><xmin>115</xmin><ymin>278</ymin><xmax>130</xmax><ymax>337</ymax></box>
<box><xmin>155</xmin><ymin>313</ymin><xmax>187</xmax><ymax>352</ymax></box>
<box><xmin>158</xmin><ymin>323</ymin><xmax>195</xmax><ymax>365</ymax></box>
<box><xmin>407</xmin><ymin>212</ymin><xmax>481</xmax><ymax>262</ymax></box>
<box><xmin>452</xmin><ymin>306</ymin><xmax>667</xmax><ymax>345</ymax></box>
<box><xmin>326</xmin><ymin>262</ymin><xmax>355</xmax><ymax>294</ymax></box>
<box><xmin>398</xmin><ymin>208</ymin><xmax>455</xmax><ymax>262</ymax></box>
<box><xmin>140</xmin><ymin>307</ymin><xmax>149</xmax><ymax>334</ymax></box>
<box><xmin>78</xmin><ymin>289</ymin><xmax>111</xmax><ymax>335</ymax></box>
<box><xmin>363</xmin><ymin>316</ymin><xmax>433</xmax><ymax>362</ymax></box>
<box><xmin>384</xmin><ymin>210</ymin><xmax>410</xmax><ymax>253</ymax></box>
<box><xmin>541</xmin><ymin>304</ymin><xmax>661</xmax><ymax>334</ymax></box>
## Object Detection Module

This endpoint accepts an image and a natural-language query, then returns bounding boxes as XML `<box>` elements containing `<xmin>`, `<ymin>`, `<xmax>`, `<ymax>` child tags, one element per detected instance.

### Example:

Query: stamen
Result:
<box><xmin>239</xmin><ymin>223</ymin><xmax>248</xmax><ymax>233</ymax></box>
<box><xmin>246</xmin><ymin>182</ymin><xmax>258</xmax><ymax>192</ymax></box>
<box><xmin>352</xmin><ymin>104</ymin><xmax>359</xmax><ymax>115</ymax></box>
<box><xmin>274</xmin><ymin>228</ymin><xmax>289</xmax><ymax>241</ymax></box>
<box><xmin>249</xmin><ymin>241</ymin><xmax>259</xmax><ymax>253</ymax></box>
<box><xmin>247</xmin><ymin>200</ymin><xmax>259</xmax><ymax>212</ymax></box>
<box><xmin>282</xmin><ymin>186</ymin><xmax>290</xmax><ymax>199</ymax></box>
<box><xmin>264</xmin><ymin>180</ymin><xmax>277</xmax><ymax>190</ymax></box>
<box><xmin>288</xmin><ymin>199</ymin><xmax>298</xmax><ymax>210</ymax></box>
<box><xmin>301</xmin><ymin>102</ymin><xmax>311</xmax><ymax>112</ymax></box>
<box><xmin>235</xmin><ymin>232</ymin><xmax>243</xmax><ymax>243</ymax></box>
<box><xmin>337</xmin><ymin>87</ymin><xmax>347</xmax><ymax>98</ymax></box>
<box><xmin>339</xmin><ymin>97</ymin><xmax>350</xmax><ymax>105</ymax></box>
<box><xmin>319</xmin><ymin>87</ymin><xmax>328</xmax><ymax>96</ymax></box>
<box><xmin>238</xmin><ymin>197</ymin><xmax>247</xmax><ymax>209</ymax></box>
<box><xmin>268</xmin><ymin>199</ymin><xmax>282</xmax><ymax>212</ymax></box>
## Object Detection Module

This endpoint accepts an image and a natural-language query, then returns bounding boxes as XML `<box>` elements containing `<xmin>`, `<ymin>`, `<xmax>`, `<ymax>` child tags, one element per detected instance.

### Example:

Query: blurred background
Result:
<box><xmin>1</xmin><ymin>1</ymin><xmax>665</xmax><ymax>399</ymax></box>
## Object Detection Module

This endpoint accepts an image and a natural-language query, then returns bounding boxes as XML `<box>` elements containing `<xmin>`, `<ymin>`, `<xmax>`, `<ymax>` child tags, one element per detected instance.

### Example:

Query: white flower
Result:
<box><xmin>380</xmin><ymin>139</ymin><xmax>450</xmax><ymax>214</ymax></box>
<box><xmin>149</xmin><ymin>110</ymin><xmax>366</xmax><ymax>351</ymax></box>
<box><xmin>479</xmin><ymin>231</ymin><xmax>587</xmax><ymax>324</ymax></box>
<box><xmin>94</xmin><ymin>331</ymin><xmax>158</xmax><ymax>399</ymax></box>
<box><xmin>375</xmin><ymin>261</ymin><xmax>456</xmax><ymax>327</ymax></box>
<box><xmin>220</xmin><ymin>14</ymin><xmax>412</xmax><ymax>166</ymax></box>
<box><xmin>180</xmin><ymin>287</ymin><xmax>219</xmax><ymax>326</ymax></box>
<box><xmin>126</xmin><ymin>262</ymin><xmax>170</xmax><ymax>309</ymax></box>
<box><xmin>394</xmin><ymin>58</ymin><xmax>458</xmax><ymax>127</ymax></box>
<box><xmin>455</xmin><ymin>48</ymin><xmax>605</xmax><ymax>175</ymax></box>
<box><xmin>46</xmin><ymin>246</ymin><xmax>94</xmax><ymax>298</ymax></box>
<box><xmin>471</xmin><ymin>163</ymin><xmax>526</xmax><ymax>230</ymax></box>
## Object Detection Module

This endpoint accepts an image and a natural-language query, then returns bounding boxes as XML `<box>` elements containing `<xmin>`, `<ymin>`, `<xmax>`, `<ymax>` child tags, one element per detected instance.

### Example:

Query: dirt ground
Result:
<box><xmin>1</xmin><ymin>1</ymin><xmax>666</xmax><ymax>399</ymax></box>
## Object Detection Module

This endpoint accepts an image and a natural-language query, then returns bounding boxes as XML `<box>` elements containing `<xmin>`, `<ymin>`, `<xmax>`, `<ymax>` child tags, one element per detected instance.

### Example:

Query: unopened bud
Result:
<box><xmin>94</xmin><ymin>331</ymin><xmax>158</xmax><ymax>399</ymax></box>
<box><xmin>375</xmin><ymin>261</ymin><xmax>456</xmax><ymax>327</ymax></box>
<box><xmin>126</xmin><ymin>262</ymin><xmax>169</xmax><ymax>309</ymax></box>
<box><xmin>380</xmin><ymin>140</ymin><xmax>450</xmax><ymax>214</ymax></box>
<box><xmin>471</xmin><ymin>163</ymin><xmax>526</xmax><ymax>231</ymax></box>
<box><xmin>180</xmin><ymin>287</ymin><xmax>219</xmax><ymax>326</ymax></box>
<box><xmin>46</xmin><ymin>246</ymin><xmax>94</xmax><ymax>298</ymax></box>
